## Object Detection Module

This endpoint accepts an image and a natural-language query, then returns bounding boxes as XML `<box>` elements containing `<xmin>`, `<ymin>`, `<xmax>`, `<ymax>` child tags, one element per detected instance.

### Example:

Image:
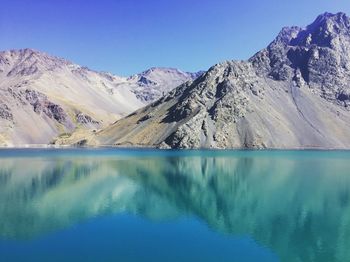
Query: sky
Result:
<box><xmin>1</xmin><ymin>0</ymin><xmax>350</xmax><ymax>76</ymax></box>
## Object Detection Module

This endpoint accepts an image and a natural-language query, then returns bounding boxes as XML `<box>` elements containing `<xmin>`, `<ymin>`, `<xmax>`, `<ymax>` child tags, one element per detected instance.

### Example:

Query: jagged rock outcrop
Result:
<box><xmin>75</xmin><ymin>112</ymin><xmax>100</xmax><ymax>126</ymax></box>
<box><xmin>250</xmin><ymin>12</ymin><xmax>350</xmax><ymax>107</ymax></box>
<box><xmin>0</xmin><ymin>103</ymin><xmax>13</xmax><ymax>121</ymax></box>
<box><xmin>24</xmin><ymin>89</ymin><xmax>70</xmax><ymax>124</ymax></box>
<box><xmin>89</xmin><ymin>12</ymin><xmax>350</xmax><ymax>149</ymax></box>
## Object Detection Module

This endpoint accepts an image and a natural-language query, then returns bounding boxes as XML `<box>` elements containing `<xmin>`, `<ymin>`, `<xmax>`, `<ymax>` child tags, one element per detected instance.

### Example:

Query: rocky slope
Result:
<box><xmin>87</xmin><ymin>12</ymin><xmax>350</xmax><ymax>149</ymax></box>
<box><xmin>0</xmin><ymin>49</ymin><xmax>199</xmax><ymax>146</ymax></box>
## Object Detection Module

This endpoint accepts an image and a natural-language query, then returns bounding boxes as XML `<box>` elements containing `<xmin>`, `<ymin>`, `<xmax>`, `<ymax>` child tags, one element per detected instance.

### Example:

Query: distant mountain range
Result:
<box><xmin>81</xmin><ymin>12</ymin><xmax>350</xmax><ymax>149</ymax></box>
<box><xmin>126</xmin><ymin>67</ymin><xmax>204</xmax><ymax>103</ymax></box>
<box><xmin>0</xmin><ymin>49</ymin><xmax>201</xmax><ymax>146</ymax></box>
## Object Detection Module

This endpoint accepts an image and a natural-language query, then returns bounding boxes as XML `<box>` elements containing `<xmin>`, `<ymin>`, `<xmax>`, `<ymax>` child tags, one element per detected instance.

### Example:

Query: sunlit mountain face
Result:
<box><xmin>0</xmin><ymin>149</ymin><xmax>349</xmax><ymax>262</ymax></box>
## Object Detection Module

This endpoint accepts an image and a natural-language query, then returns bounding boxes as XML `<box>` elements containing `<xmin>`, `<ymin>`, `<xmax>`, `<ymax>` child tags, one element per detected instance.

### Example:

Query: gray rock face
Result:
<box><xmin>0</xmin><ymin>103</ymin><xmax>13</xmax><ymax>121</ymax></box>
<box><xmin>251</xmin><ymin>12</ymin><xmax>350</xmax><ymax>107</ymax></box>
<box><xmin>1</xmin><ymin>86</ymin><xmax>74</xmax><ymax>131</ymax></box>
<box><xmin>24</xmin><ymin>89</ymin><xmax>68</xmax><ymax>124</ymax></box>
<box><xmin>76</xmin><ymin>113</ymin><xmax>100</xmax><ymax>126</ymax></box>
<box><xmin>92</xmin><ymin>12</ymin><xmax>350</xmax><ymax>149</ymax></box>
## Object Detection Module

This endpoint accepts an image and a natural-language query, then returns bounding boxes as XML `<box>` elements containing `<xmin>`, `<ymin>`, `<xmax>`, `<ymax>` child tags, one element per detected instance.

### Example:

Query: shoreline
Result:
<box><xmin>0</xmin><ymin>144</ymin><xmax>350</xmax><ymax>151</ymax></box>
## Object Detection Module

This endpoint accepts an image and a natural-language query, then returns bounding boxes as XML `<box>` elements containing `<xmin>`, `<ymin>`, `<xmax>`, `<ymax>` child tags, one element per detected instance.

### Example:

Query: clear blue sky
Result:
<box><xmin>1</xmin><ymin>0</ymin><xmax>350</xmax><ymax>76</ymax></box>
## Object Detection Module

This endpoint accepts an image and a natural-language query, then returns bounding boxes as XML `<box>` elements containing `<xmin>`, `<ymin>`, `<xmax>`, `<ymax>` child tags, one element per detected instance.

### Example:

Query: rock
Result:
<box><xmin>25</xmin><ymin>89</ymin><xmax>68</xmax><ymax>123</ymax></box>
<box><xmin>75</xmin><ymin>139</ymin><xmax>88</xmax><ymax>147</ymax></box>
<box><xmin>0</xmin><ymin>104</ymin><xmax>13</xmax><ymax>121</ymax></box>
<box><xmin>76</xmin><ymin>113</ymin><xmax>100</xmax><ymax>125</ymax></box>
<box><xmin>137</xmin><ymin>114</ymin><xmax>152</xmax><ymax>124</ymax></box>
<box><xmin>158</xmin><ymin>141</ymin><xmax>171</xmax><ymax>149</ymax></box>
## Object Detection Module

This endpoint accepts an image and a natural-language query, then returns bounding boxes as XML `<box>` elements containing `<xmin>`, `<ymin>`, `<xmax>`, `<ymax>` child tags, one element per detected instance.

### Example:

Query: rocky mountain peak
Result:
<box><xmin>265</xmin><ymin>12</ymin><xmax>350</xmax><ymax>50</ymax></box>
<box><xmin>0</xmin><ymin>48</ymin><xmax>72</xmax><ymax>77</ymax></box>
<box><xmin>311</xmin><ymin>12</ymin><xmax>349</xmax><ymax>31</ymax></box>
<box><xmin>1</xmin><ymin>48</ymin><xmax>69</xmax><ymax>65</ymax></box>
<box><xmin>248</xmin><ymin>12</ymin><xmax>350</xmax><ymax>106</ymax></box>
<box><xmin>271</xmin><ymin>26</ymin><xmax>302</xmax><ymax>46</ymax></box>
<box><xmin>289</xmin><ymin>12</ymin><xmax>350</xmax><ymax>48</ymax></box>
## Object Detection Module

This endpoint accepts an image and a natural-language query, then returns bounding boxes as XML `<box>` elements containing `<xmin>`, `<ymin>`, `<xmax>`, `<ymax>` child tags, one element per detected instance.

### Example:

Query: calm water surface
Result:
<box><xmin>0</xmin><ymin>149</ymin><xmax>349</xmax><ymax>262</ymax></box>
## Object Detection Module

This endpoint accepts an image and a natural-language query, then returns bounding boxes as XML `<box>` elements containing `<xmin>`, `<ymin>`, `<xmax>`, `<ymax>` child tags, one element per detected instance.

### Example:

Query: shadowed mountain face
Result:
<box><xmin>0</xmin><ymin>150</ymin><xmax>350</xmax><ymax>262</ymax></box>
<box><xmin>90</xmin><ymin>12</ymin><xmax>350</xmax><ymax>149</ymax></box>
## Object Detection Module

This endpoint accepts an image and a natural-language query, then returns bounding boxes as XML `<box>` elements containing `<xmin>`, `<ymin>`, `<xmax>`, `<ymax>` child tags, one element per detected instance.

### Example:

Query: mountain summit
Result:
<box><xmin>250</xmin><ymin>11</ymin><xmax>350</xmax><ymax>105</ymax></box>
<box><xmin>87</xmin><ymin>12</ymin><xmax>350</xmax><ymax>149</ymax></box>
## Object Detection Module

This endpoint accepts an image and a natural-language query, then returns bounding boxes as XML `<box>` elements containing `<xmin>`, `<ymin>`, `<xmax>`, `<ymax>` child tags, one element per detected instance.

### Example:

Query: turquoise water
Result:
<box><xmin>0</xmin><ymin>149</ymin><xmax>349</xmax><ymax>262</ymax></box>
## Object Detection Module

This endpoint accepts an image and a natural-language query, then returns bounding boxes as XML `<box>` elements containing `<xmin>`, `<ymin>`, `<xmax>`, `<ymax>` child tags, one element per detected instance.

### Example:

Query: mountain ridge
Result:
<box><xmin>83</xmin><ymin>12</ymin><xmax>350</xmax><ymax>149</ymax></box>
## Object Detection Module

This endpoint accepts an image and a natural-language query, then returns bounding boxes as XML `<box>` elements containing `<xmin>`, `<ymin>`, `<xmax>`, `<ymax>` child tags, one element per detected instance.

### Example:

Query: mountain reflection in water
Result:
<box><xmin>0</xmin><ymin>149</ymin><xmax>349</xmax><ymax>262</ymax></box>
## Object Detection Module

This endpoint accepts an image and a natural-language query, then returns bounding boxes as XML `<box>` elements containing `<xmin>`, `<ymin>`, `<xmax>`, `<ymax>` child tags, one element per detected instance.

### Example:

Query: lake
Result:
<box><xmin>0</xmin><ymin>148</ymin><xmax>349</xmax><ymax>262</ymax></box>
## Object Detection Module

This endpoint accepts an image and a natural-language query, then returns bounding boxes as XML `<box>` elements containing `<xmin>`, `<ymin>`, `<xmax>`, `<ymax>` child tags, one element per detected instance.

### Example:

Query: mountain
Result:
<box><xmin>0</xmin><ymin>48</ymin><xmax>141</xmax><ymax>146</ymax></box>
<box><xmin>0</xmin><ymin>49</ymin><xmax>199</xmax><ymax>146</ymax></box>
<box><xmin>85</xmin><ymin>12</ymin><xmax>350</xmax><ymax>149</ymax></box>
<box><xmin>125</xmin><ymin>67</ymin><xmax>204</xmax><ymax>103</ymax></box>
